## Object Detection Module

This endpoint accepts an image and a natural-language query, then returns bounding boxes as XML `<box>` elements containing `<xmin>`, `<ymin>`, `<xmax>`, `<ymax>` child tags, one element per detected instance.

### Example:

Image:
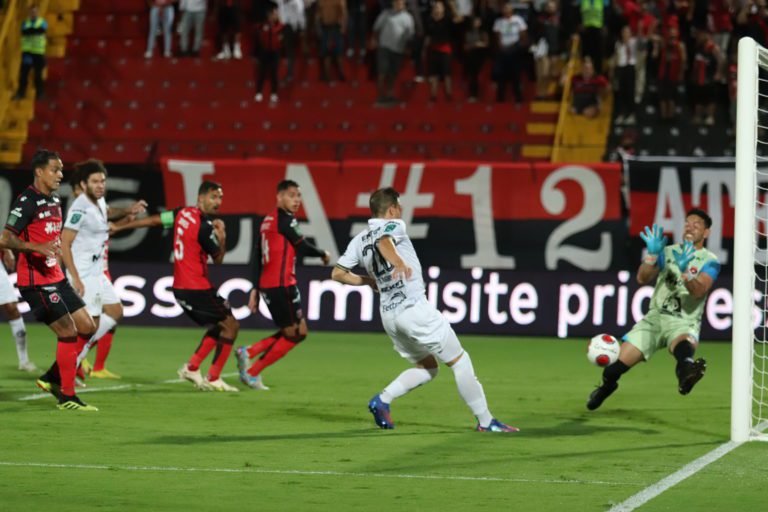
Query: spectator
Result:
<box><xmin>179</xmin><ymin>0</ymin><xmax>207</xmax><ymax>57</ymax></box>
<box><xmin>214</xmin><ymin>0</ymin><xmax>244</xmax><ymax>60</ymax></box>
<box><xmin>14</xmin><ymin>5</ymin><xmax>47</xmax><ymax>101</ymax></box>
<box><xmin>346</xmin><ymin>0</ymin><xmax>367</xmax><ymax>59</ymax></box>
<box><xmin>277</xmin><ymin>0</ymin><xmax>306</xmax><ymax>82</ymax></box>
<box><xmin>633</xmin><ymin>2</ymin><xmax>658</xmax><ymax>105</ymax></box>
<box><xmin>425</xmin><ymin>1</ymin><xmax>456</xmax><ymax>101</ymax></box>
<box><xmin>493</xmin><ymin>2</ymin><xmax>528</xmax><ymax>105</ymax></box>
<box><xmin>708</xmin><ymin>0</ymin><xmax>733</xmax><ymax>54</ymax></box>
<box><xmin>580</xmin><ymin>0</ymin><xmax>605</xmax><ymax>74</ymax></box>
<box><xmin>464</xmin><ymin>14</ymin><xmax>488</xmax><ymax>102</ymax></box>
<box><xmin>654</xmin><ymin>24</ymin><xmax>686</xmax><ymax>122</ymax></box>
<box><xmin>570</xmin><ymin>57</ymin><xmax>608</xmax><ymax>118</ymax></box>
<box><xmin>255</xmin><ymin>3</ymin><xmax>283</xmax><ymax>103</ymax></box>
<box><xmin>614</xmin><ymin>25</ymin><xmax>638</xmax><ymax>125</ymax></box>
<box><xmin>317</xmin><ymin>0</ymin><xmax>347</xmax><ymax>81</ymax></box>
<box><xmin>411</xmin><ymin>0</ymin><xmax>429</xmax><ymax>82</ymax></box>
<box><xmin>145</xmin><ymin>0</ymin><xmax>176</xmax><ymax>59</ymax></box>
<box><xmin>531</xmin><ymin>0</ymin><xmax>559</xmax><ymax>100</ymax></box>
<box><xmin>690</xmin><ymin>29</ymin><xmax>724</xmax><ymax>125</ymax></box>
<box><xmin>373</xmin><ymin>0</ymin><xmax>415</xmax><ymax>106</ymax></box>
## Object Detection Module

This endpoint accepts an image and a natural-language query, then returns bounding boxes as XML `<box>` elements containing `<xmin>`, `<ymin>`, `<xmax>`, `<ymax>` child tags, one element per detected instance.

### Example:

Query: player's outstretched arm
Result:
<box><xmin>377</xmin><ymin>237</ymin><xmax>412</xmax><ymax>281</ymax></box>
<box><xmin>107</xmin><ymin>200</ymin><xmax>148</xmax><ymax>221</ymax></box>
<box><xmin>0</xmin><ymin>229</ymin><xmax>58</xmax><ymax>258</ymax></box>
<box><xmin>109</xmin><ymin>213</ymin><xmax>164</xmax><ymax>234</ymax></box>
<box><xmin>331</xmin><ymin>265</ymin><xmax>377</xmax><ymax>289</ymax></box>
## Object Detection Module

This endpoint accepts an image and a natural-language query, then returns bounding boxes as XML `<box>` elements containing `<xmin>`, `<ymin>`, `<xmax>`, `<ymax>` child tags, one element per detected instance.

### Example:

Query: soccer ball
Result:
<box><xmin>587</xmin><ymin>334</ymin><xmax>621</xmax><ymax>367</ymax></box>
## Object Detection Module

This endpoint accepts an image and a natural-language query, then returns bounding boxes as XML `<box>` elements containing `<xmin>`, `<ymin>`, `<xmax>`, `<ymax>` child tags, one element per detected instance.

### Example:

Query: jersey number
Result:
<box><xmin>261</xmin><ymin>233</ymin><xmax>270</xmax><ymax>265</ymax></box>
<box><xmin>362</xmin><ymin>242</ymin><xmax>393</xmax><ymax>278</ymax></box>
<box><xmin>174</xmin><ymin>239</ymin><xmax>184</xmax><ymax>260</ymax></box>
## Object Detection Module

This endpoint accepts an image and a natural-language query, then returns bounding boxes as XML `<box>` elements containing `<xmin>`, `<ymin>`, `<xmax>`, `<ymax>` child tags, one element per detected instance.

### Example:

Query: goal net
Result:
<box><xmin>734</xmin><ymin>37</ymin><xmax>768</xmax><ymax>442</ymax></box>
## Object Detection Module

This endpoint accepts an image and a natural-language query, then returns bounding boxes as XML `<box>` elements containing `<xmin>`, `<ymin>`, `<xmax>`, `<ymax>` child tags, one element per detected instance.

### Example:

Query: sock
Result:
<box><xmin>91</xmin><ymin>314</ymin><xmax>118</xmax><ymax>344</ymax></box>
<box><xmin>380</xmin><ymin>367</ymin><xmax>438</xmax><ymax>404</ymax></box>
<box><xmin>450</xmin><ymin>352</ymin><xmax>493</xmax><ymax>428</ymax></box>
<box><xmin>207</xmin><ymin>337</ymin><xmax>234</xmax><ymax>381</ymax></box>
<box><xmin>247</xmin><ymin>336</ymin><xmax>298</xmax><ymax>377</ymax></box>
<box><xmin>673</xmin><ymin>341</ymin><xmax>695</xmax><ymax>369</ymax></box>
<box><xmin>247</xmin><ymin>331</ymin><xmax>281</xmax><ymax>358</ymax></box>
<box><xmin>42</xmin><ymin>361</ymin><xmax>61</xmax><ymax>383</ymax></box>
<box><xmin>9</xmin><ymin>317</ymin><xmax>28</xmax><ymax>364</ymax></box>
<box><xmin>602</xmin><ymin>360</ymin><xmax>631</xmax><ymax>385</ymax></box>
<box><xmin>93</xmin><ymin>329</ymin><xmax>115</xmax><ymax>372</ymax></box>
<box><xmin>188</xmin><ymin>334</ymin><xmax>218</xmax><ymax>371</ymax></box>
<box><xmin>57</xmin><ymin>337</ymin><xmax>78</xmax><ymax>396</ymax></box>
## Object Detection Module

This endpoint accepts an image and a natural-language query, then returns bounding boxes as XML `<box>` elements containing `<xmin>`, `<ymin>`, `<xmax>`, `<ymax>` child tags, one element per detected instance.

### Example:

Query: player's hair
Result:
<box><xmin>686</xmin><ymin>208</ymin><xmax>712</xmax><ymax>229</ymax></box>
<box><xmin>369</xmin><ymin>187</ymin><xmax>400</xmax><ymax>217</ymax></box>
<box><xmin>30</xmin><ymin>148</ymin><xmax>61</xmax><ymax>174</ymax></box>
<box><xmin>68</xmin><ymin>167</ymin><xmax>83</xmax><ymax>189</ymax></box>
<box><xmin>277</xmin><ymin>179</ymin><xmax>299</xmax><ymax>192</ymax></box>
<box><xmin>73</xmin><ymin>159</ymin><xmax>108</xmax><ymax>183</ymax></box>
<box><xmin>198</xmin><ymin>180</ymin><xmax>222</xmax><ymax>196</ymax></box>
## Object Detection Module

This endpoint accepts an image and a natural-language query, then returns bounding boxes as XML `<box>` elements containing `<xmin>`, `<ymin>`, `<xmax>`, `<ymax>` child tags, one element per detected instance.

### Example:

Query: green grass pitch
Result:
<box><xmin>0</xmin><ymin>325</ymin><xmax>765</xmax><ymax>511</ymax></box>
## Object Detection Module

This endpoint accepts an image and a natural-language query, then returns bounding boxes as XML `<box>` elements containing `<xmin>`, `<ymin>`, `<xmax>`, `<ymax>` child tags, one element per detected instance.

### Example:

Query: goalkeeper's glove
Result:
<box><xmin>672</xmin><ymin>240</ymin><xmax>696</xmax><ymax>275</ymax></box>
<box><xmin>639</xmin><ymin>224</ymin><xmax>667</xmax><ymax>265</ymax></box>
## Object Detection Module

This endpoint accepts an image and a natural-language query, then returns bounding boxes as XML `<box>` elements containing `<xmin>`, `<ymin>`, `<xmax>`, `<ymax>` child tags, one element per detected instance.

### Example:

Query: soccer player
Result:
<box><xmin>331</xmin><ymin>187</ymin><xmax>518</xmax><ymax>432</ymax></box>
<box><xmin>0</xmin><ymin>248</ymin><xmax>37</xmax><ymax>372</ymax></box>
<box><xmin>60</xmin><ymin>159</ymin><xmax>146</xmax><ymax>380</ymax></box>
<box><xmin>0</xmin><ymin>149</ymin><xmax>98</xmax><ymax>411</ymax></box>
<box><xmin>235</xmin><ymin>180</ymin><xmax>331</xmax><ymax>390</ymax></box>
<box><xmin>111</xmin><ymin>181</ymin><xmax>239</xmax><ymax>391</ymax></box>
<box><xmin>586</xmin><ymin>209</ymin><xmax>719</xmax><ymax>410</ymax></box>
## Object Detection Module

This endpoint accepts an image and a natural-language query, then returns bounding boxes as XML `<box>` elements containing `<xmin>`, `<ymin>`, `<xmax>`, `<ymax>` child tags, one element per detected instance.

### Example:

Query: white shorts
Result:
<box><xmin>381</xmin><ymin>298</ymin><xmax>464</xmax><ymax>364</ymax></box>
<box><xmin>68</xmin><ymin>272</ymin><xmax>119</xmax><ymax>316</ymax></box>
<box><xmin>0</xmin><ymin>264</ymin><xmax>18</xmax><ymax>305</ymax></box>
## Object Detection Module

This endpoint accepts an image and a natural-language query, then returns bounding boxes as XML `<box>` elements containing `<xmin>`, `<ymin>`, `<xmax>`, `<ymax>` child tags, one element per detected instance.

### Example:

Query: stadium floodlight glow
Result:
<box><xmin>733</xmin><ymin>37</ymin><xmax>768</xmax><ymax>443</ymax></box>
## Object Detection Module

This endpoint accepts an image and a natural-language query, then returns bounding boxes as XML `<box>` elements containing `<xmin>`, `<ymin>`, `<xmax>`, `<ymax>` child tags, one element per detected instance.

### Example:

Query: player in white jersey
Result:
<box><xmin>332</xmin><ymin>187</ymin><xmax>518</xmax><ymax>433</ymax></box>
<box><xmin>0</xmin><ymin>249</ymin><xmax>37</xmax><ymax>371</ymax></box>
<box><xmin>61</xmin><ymin>160</ymin><xmax>145</xmax><ymax>380</ymax></box>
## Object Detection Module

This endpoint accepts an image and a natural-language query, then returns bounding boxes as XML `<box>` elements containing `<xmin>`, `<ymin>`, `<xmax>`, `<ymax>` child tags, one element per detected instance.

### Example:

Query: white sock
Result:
<box><xmin>380</xmin><ymin>367</ymin><xmax>438</xmax><ymax>404</ymax></box>
<box><xmin>78</xmin><ymin>314</ymin><xmax>118</xmax><ymax>363</ymax></box>
<box><xmin>450</xmin><ymin>352</ymin><xmax>493</xmax><ymax>428</ymax></box>
<box><xmin>9</xmin><ymin>317</ymin><xmax>28</xmax><ymax>364</ymax></box>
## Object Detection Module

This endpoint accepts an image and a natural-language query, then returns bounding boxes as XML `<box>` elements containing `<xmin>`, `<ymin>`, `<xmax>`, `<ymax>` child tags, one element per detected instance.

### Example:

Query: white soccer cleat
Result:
<box><xmin>204</xmin><ymin>377</ymin><xmax>239</xmax><ymax>392</ymax></box>
<box><xmin>18</xmin><ymin>361</ymin><xmax>39</xmax><ymax>373</ymax></box>
<box><xmin>178</xmin><ymin>363</ymin><xmax>206</xmax><ymax>388</ymax></box>
<box><xmin>243</xmin><ymin>374</ymin><xmax>270</xmax><ymax>390</ymax></box>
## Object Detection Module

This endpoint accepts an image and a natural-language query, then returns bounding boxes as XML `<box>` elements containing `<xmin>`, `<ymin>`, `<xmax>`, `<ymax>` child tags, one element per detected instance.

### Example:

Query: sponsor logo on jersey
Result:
<box><xmin>69</xmin><ymin>212</ymin><xmax>82</xmax><ymax>224</ymax></box>
<box><xmin>690</xmin><ymin>266</ymin><xmax>698</xmax><ymax>275</ymax></box>
<box><xmin>36</xmin><ymin>199</ymin><xmax>46</xmax><ymax>206</ymax></box>
<box><xmin>384</xmin><ymin>222</ymin><xmax>397</xmax><ymax>233</ymax></box>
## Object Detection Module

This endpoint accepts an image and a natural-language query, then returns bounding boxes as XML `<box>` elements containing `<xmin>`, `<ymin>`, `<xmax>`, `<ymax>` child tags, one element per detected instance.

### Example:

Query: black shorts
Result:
<box><xmin>261</xmin><ymin>286</ymin><xmax>303</xmax><ymax>328</ymax></box>
<box><xmin>427</xmin><ymin>50</ymin><xmax>451</xmax><ymax>80</ymax></box>
<box><xmin>658</xmin><ymin>80</ymin><xmax>681</xmax><ymax>102</ymax></box>
<box><xmin>20</xmin><ymin>279</ymin><xmax>86</xmax><ymax>325</ymax></box>
<box><xmin>173</xmin><ymin>288</ymin><xmax>232</xmax><ymax>327</ymax></box>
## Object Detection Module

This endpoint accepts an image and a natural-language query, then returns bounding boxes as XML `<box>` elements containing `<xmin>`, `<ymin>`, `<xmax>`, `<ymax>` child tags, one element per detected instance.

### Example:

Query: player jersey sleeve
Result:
<box><xmin>63</xmin><ymin>201</ymin><xmax>87</xmax><ymax>232</ymax></box>
<box><xmin>336</xmin><ymin>235</ymin><xmax>362</xmax><ymax>271</ymax></box>
<box><xmin>375</xmin><ymin>219</ymin><xmax>407</xmax><ymax>246</ymax></box>
<box><xmin>197</xmin><ymin>219</ymin><xmax>221</xmax><ymax>256</ymax></box>
<box><xmin>277</xmin><ymin>209</ymin><xmax>326</xmax><ymax>258</ymax></box>
<box><xmin>699</xmin><ymin>257</ymin><xmax>721</xmax><ymax>281</ymax></box>
<box><xmin>4</xmin><ymin>191</ymin><xmax>37</xmax><ymax>235</ymax></box>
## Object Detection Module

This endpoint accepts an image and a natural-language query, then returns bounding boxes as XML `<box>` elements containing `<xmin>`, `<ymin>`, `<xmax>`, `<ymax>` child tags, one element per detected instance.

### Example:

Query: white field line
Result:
<box><xmin>16</xmin><ymin>372</ymin><xmax>240</xmax><ymax>401</ymax></box>
<box><xmin>0</xmin><ymin>460</ymin><xmax>642</xmax><ymax>487</ymax></box>
<box><xmin>607</xmin><ymin>441</ymin><xmax>741</xmax><ymax>512</ymax></box>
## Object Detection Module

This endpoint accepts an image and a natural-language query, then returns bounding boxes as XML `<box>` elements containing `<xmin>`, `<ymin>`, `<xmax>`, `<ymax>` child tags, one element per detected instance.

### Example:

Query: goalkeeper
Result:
<box><xmin>587</xmin><ymin>209</ymin><xmax>720</xmax><ymax>410</ymax></box>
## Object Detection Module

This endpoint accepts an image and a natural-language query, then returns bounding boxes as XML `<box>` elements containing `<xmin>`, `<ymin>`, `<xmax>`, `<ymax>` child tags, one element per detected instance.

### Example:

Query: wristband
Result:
<box><xmin>643</xmin><ymin>254</ymin><xmax>658</xmax><ymax>266</ymax></box>
<box><xmin>682</xmin><ymin>271</ymin><xmax>695</xmax><ymax>282</ymax></box>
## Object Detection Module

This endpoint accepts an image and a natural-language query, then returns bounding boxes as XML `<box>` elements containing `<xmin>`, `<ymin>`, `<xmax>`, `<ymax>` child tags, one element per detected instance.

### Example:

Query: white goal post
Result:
<box><xmin>733</xmin><ymin>37</ymin><xmax>768</xmax><ymax>442</ymax></box>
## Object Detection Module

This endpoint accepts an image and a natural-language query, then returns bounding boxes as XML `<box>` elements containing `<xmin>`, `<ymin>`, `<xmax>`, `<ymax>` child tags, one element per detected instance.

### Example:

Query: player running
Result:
<box><xmin>331</xmin><ymin>187</ymin><xmax>518</xmax><ymax>432</ymax></box>
<box><xmin>0</xmin><ymin>248</ymin><xmax>37</xmax><ymax>372</ymax></box>
<box><xmin>236</xmin><ymin>180</ymin><xmax>330</xmax><ymax>390</ymax></box>
<box><xmin>587</xmin><ymin>209</ymin><xmax>719</xmax><ymax>410</ymax></box>
<box><xmin>111</xmin><ymin>181</ymin><xmax>239</xmax><ymax>391</ymax></box>
<box><xmin>61</xmin><ymin>159</ymin><xmax>146</xmax><ymax>380</ymax></box>
<box><xmin>0</xmin><ymin>149</ymin><xmax>98</xmax><ymax>411</ymax></box>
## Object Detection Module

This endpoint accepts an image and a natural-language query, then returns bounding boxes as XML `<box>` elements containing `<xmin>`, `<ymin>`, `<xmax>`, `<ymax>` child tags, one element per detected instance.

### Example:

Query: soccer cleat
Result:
<box><xmin>57</xmin><ymin>395</ymin><xmax>98</xmax><ymax>412</ymax></box>
<box><xmin>90</xmin><ymin>369</ymin><xmax>122</xmax><ymax>380</ymax></box>
<box><xmin>677</xmin><ymin>358</ymin><xmax>707</xmax><ymax>395</ymax></box>
<box><xmin>18</xmin><ymin>361</ymin><xmax>39</xmax><ymax>373</ymax></box>
<box><xmin>476</xmin><ymin>419</ymin><xmax>520</xmax><ymax>433</ymax></box>
<box><xmin>178</xmin><ymin>363</ymin><xmax>207</xmax><ymax>388</ymax></box>
<box><xmin>235</xmin><ymin>346</ymin><xmax>250</xmax><ymax>382</ymax></box>
<box><xmin>587</xmin><ymin>381</ymin><xmax>618</xmax><ymax>410</ymax></box>
<box><xmin>80</xmin><ymin>358</ymin><xmax>92</xmax><ymax>375</ymax></box>
<box><xmin>75</xmin><ymin>377</ymin><xmax>87</xmax><ymax>388</ymax></box>
<box><xmin>203</xmin><ymin>377</ymin><xmax>239</xmax><ymax>392</ymax></box>
<box><xmin>35</xmin><ymin>377</ymin><xmax>61</xmax><ymax>399</ymax></box>
<box><xmin>368</xmin><ymin>394</ymin><xmax>394</xmax><ymax>429</ymax></box>
<box><xmin>242</xmin><ymin>374</ymin><xmax>270</xmax><ymax>390</ymax></box>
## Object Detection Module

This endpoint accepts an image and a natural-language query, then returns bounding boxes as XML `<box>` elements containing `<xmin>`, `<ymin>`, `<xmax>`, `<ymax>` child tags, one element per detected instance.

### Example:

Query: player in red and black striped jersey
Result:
<box><xmin>111</xmin><ymin>181</ymin><xmax>240</xmax><ymax>391</ymax></box>
<box><xmin>236</xmin><ymin>179</ymin><xmax>330</xmax><ymax>390</ymax></box>
<box><xmin>0</xmin><ymin>149</ymin><xmax>98</xmax><ymax>411</ymax></box>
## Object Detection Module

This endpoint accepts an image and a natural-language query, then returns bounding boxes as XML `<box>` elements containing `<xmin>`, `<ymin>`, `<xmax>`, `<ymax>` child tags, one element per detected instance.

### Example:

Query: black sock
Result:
<box><xmin>602</xmin><ymin>361</ymin><xmax>630</xmax><ymax>385</ymax></box>
<box><xmin>673</xmin><ymin>341</ymin><xmax>695</xmax><ymax>367</ymax></box>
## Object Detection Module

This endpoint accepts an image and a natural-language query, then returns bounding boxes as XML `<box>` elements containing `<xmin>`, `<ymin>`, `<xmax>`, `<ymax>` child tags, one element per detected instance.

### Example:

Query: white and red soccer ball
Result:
<box><xmin>587</xmin><ymin>334</ymin><xmax>621</xmax><ymax>367</ymax></box>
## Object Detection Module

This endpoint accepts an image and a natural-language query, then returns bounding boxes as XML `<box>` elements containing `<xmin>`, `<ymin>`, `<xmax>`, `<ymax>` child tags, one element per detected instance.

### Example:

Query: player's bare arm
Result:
<box><xmin>2</xmin><ymin>249</ymin><xmax>15</xmax><ymax>271</ymax></box>
<box><xmin>637</xmin><ymin>261</ymin><xmax>661</xmax><ymax>285</ymax></box>
<box><xmin>331</xmin><ymin>265</ymin><xmax>377</xmax><ymax>289</ymax></box>
<box><xmin>0</xmin><ymin>228</ymin><xmax>58</xmax><ymax>258</ymax></box>
<box><xmin>377</xmin><ymin>236</ymin><xmax>412</xmax><ymax>281</ymax></box>
<box><xmin>107</xmin><ymin>200</ymin><xmax>148</xmax><ymax>221</ymax></box>
<box><xmin>248</xmin><ymin>288</ymin><xmax>260</xmax><ymax>313</ymax></box>
<box><xmin>211</xmin><ymin>219</ymin><xmax>226</xmax><ymax>265</ymax></box>
<box><xmin>109</xmin><ymin>213</ymin><xmax>163</xmax><ymax>234</ymax></box>
<box><xmin>60</xmin><ymin>228</ymin><xmax>84</xmax><ymax>296</ymax></box>
<box><xmin>682</xmin><ymin>271</ymin><xmax>714</xmax><ymax>299</ymax></box>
